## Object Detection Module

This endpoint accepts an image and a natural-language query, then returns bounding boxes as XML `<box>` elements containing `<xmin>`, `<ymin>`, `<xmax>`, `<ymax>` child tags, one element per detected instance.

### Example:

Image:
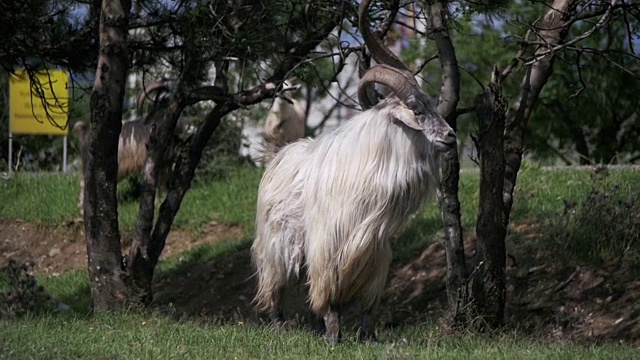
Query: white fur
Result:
<box><xmin>252</xmin><ymin>97</ymin><xmax>449</xmax><ymax>318</ymax></box>
<box><xmin>264</xmin><ymin>96</ymin><xmax>306</xmax><ymax>144</ymax></box>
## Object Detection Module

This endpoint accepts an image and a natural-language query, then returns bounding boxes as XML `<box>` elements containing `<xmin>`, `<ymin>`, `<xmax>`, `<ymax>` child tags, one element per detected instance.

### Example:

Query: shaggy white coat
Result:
<box><xmin>252</xmin><ymin>97</ymin><xmax>441</xmax><ymax>316</ymax></box>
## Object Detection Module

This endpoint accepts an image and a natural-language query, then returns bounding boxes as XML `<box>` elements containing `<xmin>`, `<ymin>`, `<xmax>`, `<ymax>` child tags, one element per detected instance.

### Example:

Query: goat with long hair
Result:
<box><xmin>251</xmin><ymin>0</ymin><xmax>457</xmax><ymax>345</ymax></box>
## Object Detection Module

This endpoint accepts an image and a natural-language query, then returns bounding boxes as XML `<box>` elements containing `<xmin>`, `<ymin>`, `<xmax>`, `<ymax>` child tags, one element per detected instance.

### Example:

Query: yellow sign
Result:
<box><xmin>9</xmin><ymin>69</ymin><xmax>70</xmax><ymax>135</ymax></box>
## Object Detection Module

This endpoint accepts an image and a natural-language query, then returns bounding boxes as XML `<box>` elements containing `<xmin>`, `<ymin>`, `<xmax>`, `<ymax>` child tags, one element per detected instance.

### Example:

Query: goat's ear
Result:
<box><xmin>391</xmin><ymin>106</ymin><xmax>424</xmax><ymax>131</ymax></box>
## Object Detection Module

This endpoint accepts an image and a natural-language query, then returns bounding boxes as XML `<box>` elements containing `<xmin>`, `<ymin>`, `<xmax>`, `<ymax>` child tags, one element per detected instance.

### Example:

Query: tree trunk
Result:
<box><xmin>503</xmin><ymin>0</ymin><xmax>577</xmax><ymax>221</ymax></box>
<box><xmin>127</xmin><ymin>96</ymin><xmax>184</xmax><ymax>305</ymax></box>
<box><xmin>466</xmin><ymin>0</ymin><xmax>577</xmax><ymax>328</ymax></box>
<box><xmin>426</xmin><ymin>1</ymin><xmax>468</xmax><ymax>322</ymax></box>
<box><xmin>82</xmin><ymin>0</ymin><xmax>132</xmax><ymax>311</ymax></box>
<box><xmin>127</xmin><ymin>99</ymin><xmax>234</xmax><ymax>303</ymax></box>
<box><xmin>437</xmin><ymin>150</ymin><xmax>467</xmax><ymax>316</ymax></box>
<box><xmin>471</xmin><ymin>68</ymin><xmax>508</xmax><ymax>328</ymax></box>
<box><xmin>127</xmin><ymin>51</ymin><xmax>203</xmax><ymax>303</ymax></box>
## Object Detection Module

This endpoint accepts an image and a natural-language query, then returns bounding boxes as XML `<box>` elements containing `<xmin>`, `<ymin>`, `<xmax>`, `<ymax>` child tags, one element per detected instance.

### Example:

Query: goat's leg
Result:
<box><xmin>268</xmin><ymin>286</ymin><xmax>286</xmax><ymax>331</ymax></box>
<box><xmin>270</xmin><ymin>308</ymin><xmax>285</xmax><ymax>330</ymax></box>
<box><xmin>77</xmin><ymin>178</ymin><xmax>84</xmax><ymax>216</ymax></box>
<box><xmin>357</xmin><ymin>312</ymin><xmax>378</xmax><ymax>343</ymax></box>
<box><xmin>323</xmin><ymin>304</ymin><xmax>341</xmax><ymax>345</ymax></box>
<box><xmin>308</xmin><ymin>309</ymin><xmax>326</xmax><ymax>336</ymax></box>
<box><xmin>154</xmin><ymin>187</ymin><xmax>162</xmax><ymax>209</ymax></box>
<box><xmin>297</xmin><ymin>270</ymin><xmax>325</xmax><ymax>335</ymax></box>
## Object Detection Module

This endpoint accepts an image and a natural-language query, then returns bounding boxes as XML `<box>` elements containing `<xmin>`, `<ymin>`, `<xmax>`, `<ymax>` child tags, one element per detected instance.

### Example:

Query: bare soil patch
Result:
<box><xmin>0</xmin><ymin>219</ymin><xmax>242</xmax><ymax>275</ymax></box>
<box><xmin>1</xmin><ymin>218</ymin><xmax>638</xmax><ymax>344</ymax></box>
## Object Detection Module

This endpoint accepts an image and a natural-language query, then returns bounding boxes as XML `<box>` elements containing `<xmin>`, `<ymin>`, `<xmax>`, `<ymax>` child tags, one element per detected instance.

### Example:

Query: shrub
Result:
<box><xmin>0</xmin><ymin>260</ymin><xmax>54</xmax><ymax>319</ymax></box>
<box><xmin>544</xmin><ymin>173</ymin><xmax>640</xmax><ymax>266</ymax></box>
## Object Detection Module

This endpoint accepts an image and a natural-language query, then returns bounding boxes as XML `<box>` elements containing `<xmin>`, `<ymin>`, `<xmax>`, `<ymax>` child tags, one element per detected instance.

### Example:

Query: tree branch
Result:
<box><xmin>523</xmin><ymin>0</ymin><xmax>620</xmax><ymax>66</ymax></box>
<box><xmin>572</xmin><ymin>0</ymin><xmax>630</xmax><ymax>21</ymax></box>
<box><xmin>377</xmin><ymin>0</ymin><xmax>401</xmax><ymax>39</ymax></box>
<box><xmin>426</xmin><ymin>1</ymin><xmax>461</xmax><ymax>125</ymax></box>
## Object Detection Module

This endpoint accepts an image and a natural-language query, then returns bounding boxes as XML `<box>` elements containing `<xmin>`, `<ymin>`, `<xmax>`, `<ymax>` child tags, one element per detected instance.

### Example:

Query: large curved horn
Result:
<box><xmin>359</xmin><ymin>0</ymin><xmax>423</xmax><ymax>109</ymax></box>
<box><xmin>358</xmin><ymin>64</ymin><xmax>419</xmax><ymax>109</ymax></box>
<box><xmin>358</xmin><ymin>0</ymin><xmax>409</xmax><ymax>72</ymax></box>
<box><xmin>135</xmin><ymin>79</ymin><xmax>172</xmax><ymax>115</ymax></box>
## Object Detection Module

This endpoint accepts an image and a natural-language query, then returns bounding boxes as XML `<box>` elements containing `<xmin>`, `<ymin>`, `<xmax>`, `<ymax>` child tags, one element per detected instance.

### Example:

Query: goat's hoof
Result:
<box><xmin>311</xmin><ymin>324</ymin><xmax>326</xmax><ymax>336</ymax></box>
<box><xmin>357</xmin><ymin>330</ymin><xmax>379</xmax><ymax>343</ymax></box>
<box><xmin>324</xmin><ymin>332</ymin><xmax>341</xmax><ymax>346</ymax></box>
<box><xmin>270</xmin><ymin>320</ymin><xmax>286</xmax><ymax>332</ymax></box>
<box><xmin>310</xmin><ymin>318</ymin><xmax>326</xmax><ymax>336</ymax></box>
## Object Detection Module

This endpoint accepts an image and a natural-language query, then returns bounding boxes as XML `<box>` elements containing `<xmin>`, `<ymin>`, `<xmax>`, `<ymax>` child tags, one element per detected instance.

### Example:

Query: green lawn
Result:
<box><xmin>0</xmin><ymin>165</ymin><xmax>263</xmax><ymax>232</ymax></box>
<box><xmin>2</xmin><ymin>313</ymin><xmax>634</xmax><ymax>359</ymax></box>
<box><xmin>1</xmin><ymin>163</ymin><xmax>640</xmax><ymax>358</ymax></box>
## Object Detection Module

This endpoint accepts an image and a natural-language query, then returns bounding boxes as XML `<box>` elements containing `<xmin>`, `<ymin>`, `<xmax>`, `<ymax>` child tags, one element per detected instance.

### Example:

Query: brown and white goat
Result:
<box><xmin>73</xmin><ymin>79</ymin><xmax>182</xmax><ymax>215</ymax></box>
<box><xmin>250</xmin><ymin>0</ymin><xmax>457</xmax><ymax>344</ymax></box>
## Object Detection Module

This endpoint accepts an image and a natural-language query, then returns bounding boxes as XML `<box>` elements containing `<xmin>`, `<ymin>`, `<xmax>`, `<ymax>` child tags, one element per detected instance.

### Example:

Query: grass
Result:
<box><xmin>172</xmin><ymin>166</ymin><xmax>263</xmax><ymax>233</ymax></box>
<box><xmin>393</xmin><ymin>163</ymin><xmax>640</xmax><ymax>262</ymax></box>
<box><xmin>0</xmin><ymin>173</ymin><xmax>79</xmax><ymax>225</ymax></box>
<box><xmin>2</xmin><ymin>313</ymin><xmax>636</xmax><ymax>359</ymax></box>
<box><xmin>2</xmin><ymin>162</ymin><xmax>640</xmax><ymax>358</ymax></box>
<box><xmin>2</xmin><ymin>162</ymin><xmax>637</xmax><ymax>236</ymax></box>
<box><xmin>506</xmin><ymin>165</ymin><xmax>640</xmax><ymax>267</ymax></box>
<box><xmin>3</xmin><ymin>162</ymin><xmax>640</xmax><ymax>271</ymax></box>
<box><xmin>0</xmin><ymin>165</ymin><xmax>263</xmax><ymax>232</ymax></box>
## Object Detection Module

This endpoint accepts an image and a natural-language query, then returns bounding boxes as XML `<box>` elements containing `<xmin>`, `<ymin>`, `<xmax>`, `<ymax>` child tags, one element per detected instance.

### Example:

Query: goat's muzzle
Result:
<box><xmin>435</xmin><ymin>129</ymin><xmax>457</xmax><ymax>152</ymax></box>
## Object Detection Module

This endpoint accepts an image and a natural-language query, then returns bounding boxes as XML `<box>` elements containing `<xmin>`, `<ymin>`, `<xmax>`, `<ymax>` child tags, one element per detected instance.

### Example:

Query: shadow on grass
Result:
<box><xmin>145</xmin><ymin>214</ymin><xmax>451</xmax><ymax>333</ymax></box>
<box><xmin>504</xmin><ymin>179</ymin><xmax>640</xmax><ymax>343</ymax></box>
<box><xmin>151</xmin><ymin>238</ymin><xmax>259</xmax><ymax>323</ymax></box>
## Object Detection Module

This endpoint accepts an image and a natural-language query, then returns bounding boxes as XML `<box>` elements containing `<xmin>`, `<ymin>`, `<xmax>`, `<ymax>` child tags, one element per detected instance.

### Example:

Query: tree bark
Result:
<box><xmin>471</xmin><ymin>68</ymin><xmax>508</xmax><ymax>328</ymax></box>
<box><xmin>427</xmin><ymin>1</ymin><xmax>460</xmax><ymax>128</ymax></box>
<box><xmin>437</xmin><ymin>150</ymin><xmax>467</xmax><ymax>314</ymax></box>
<box><xmin>82</xmin><ymin>0</ymin><xmax>132</xmax><ymax>311</ymax></box>
<box><xmin>426</xmin><ymin>1</ymin><xmax>467</xmax><ymax>321</ymax></box>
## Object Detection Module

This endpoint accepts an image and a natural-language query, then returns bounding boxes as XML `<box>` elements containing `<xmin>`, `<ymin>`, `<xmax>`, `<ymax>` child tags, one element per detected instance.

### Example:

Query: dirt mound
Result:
<box><xmin>1</xmin><ymin>219</ymin><xmax>639</xmax><ymax>343</ymax></box>
<box><xmin>0</xmin><ymin>219</ymin><xmax>242</xmax><ymax>275</ymax></box>
<box><xmin>0</xmin><ymin>220</ymin><xmax>86</xmax><ymax>275</ymax></box>
<box><xmin>382</xmin><ymin>235</ymin><xmax>640</xmax><ymax>342</ymax></box>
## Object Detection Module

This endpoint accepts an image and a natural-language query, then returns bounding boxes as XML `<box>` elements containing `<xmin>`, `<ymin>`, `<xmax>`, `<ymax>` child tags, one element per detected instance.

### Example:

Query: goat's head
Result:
<box><xmin>71</xmin><ymin>121</ymin><xmax>88</xmax><ymax>138</ymax></box>
<box><xmin>357</xmin><ymin>0</ymin><xmax>456</xmax><ymax>153</ymax></box>
<box><xmin>135</xmin><ymin>78</ymin><xmax>174</xmax><ymax>115</ymax></box>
